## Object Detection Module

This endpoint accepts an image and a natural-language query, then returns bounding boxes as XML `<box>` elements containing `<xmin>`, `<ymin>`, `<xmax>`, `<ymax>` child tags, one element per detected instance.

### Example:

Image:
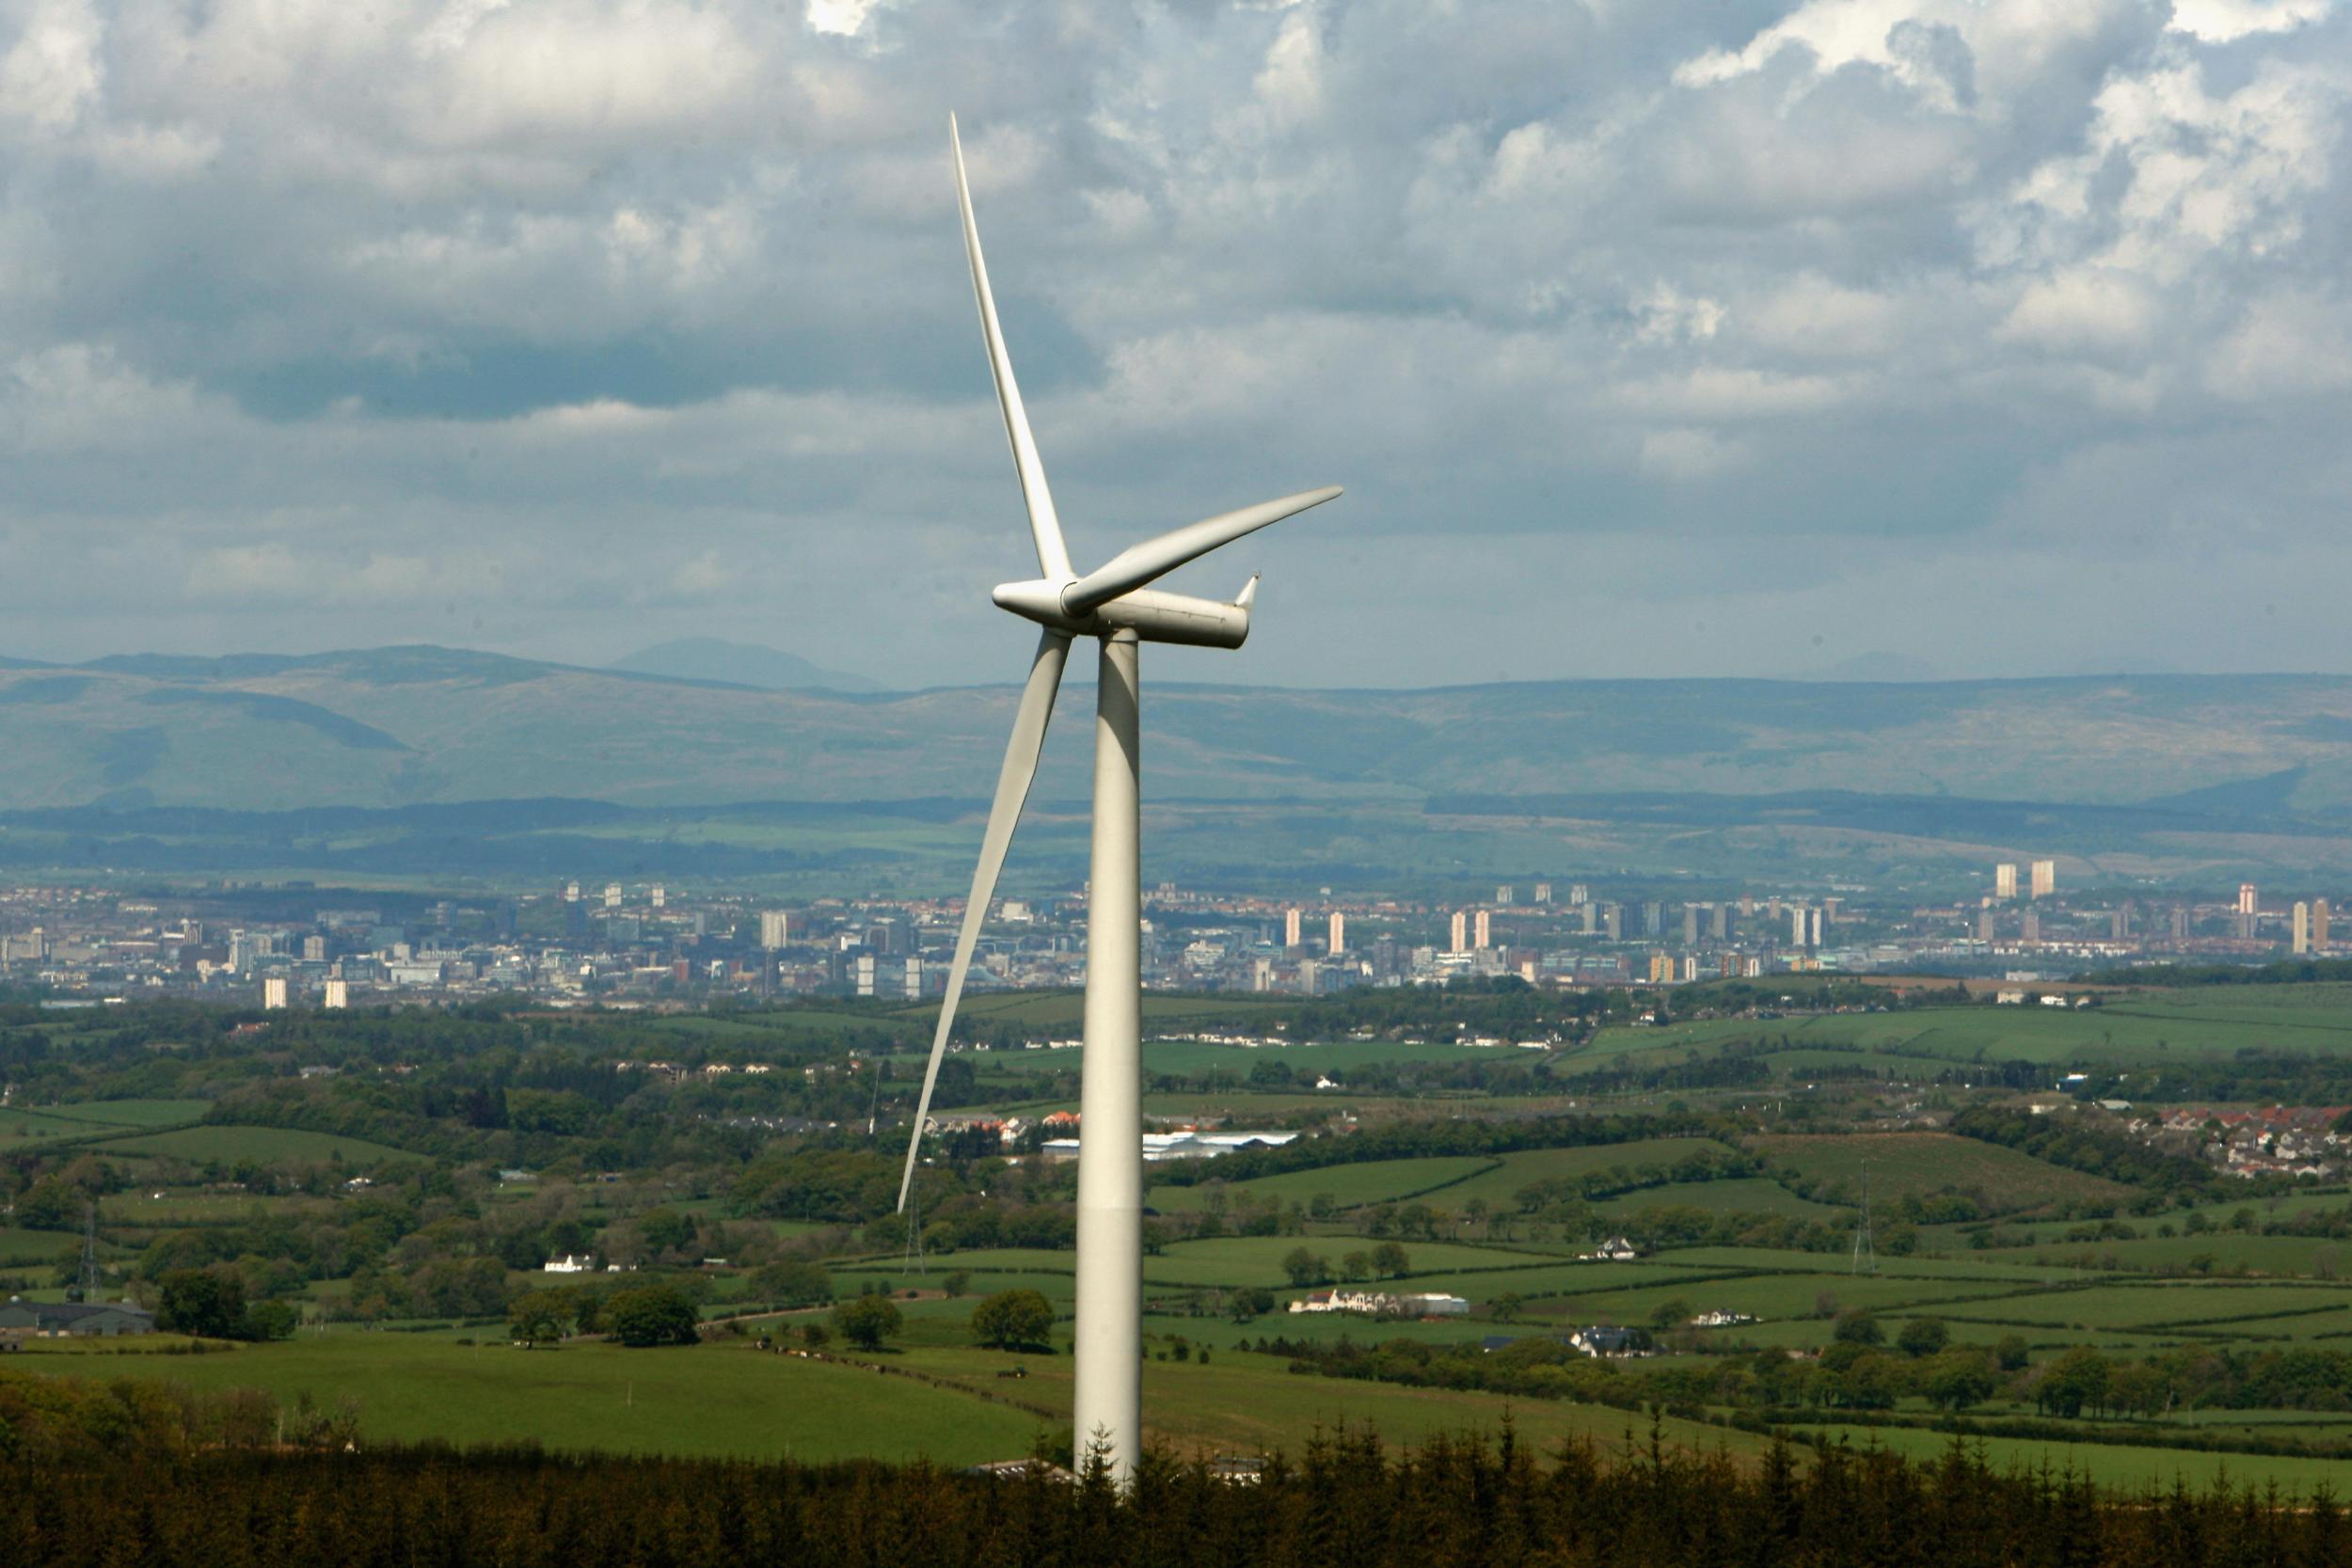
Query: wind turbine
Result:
<box><xmin>896</xmin><ymin>118</ymin><xmax>1341</xmax><ymax>1481</ymax></box>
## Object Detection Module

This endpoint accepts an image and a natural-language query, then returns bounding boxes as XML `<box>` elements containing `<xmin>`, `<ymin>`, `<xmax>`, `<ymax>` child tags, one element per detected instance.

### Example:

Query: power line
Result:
<box><xmin>76</xmin><ymin>1200</ymin><xmax>100</xmax><ymax>1302</ymax></box>
<box><xmin>1851</xmin><ymin>1158</ymin><xmax>1877</xmax><ymax>1275</ymax></box>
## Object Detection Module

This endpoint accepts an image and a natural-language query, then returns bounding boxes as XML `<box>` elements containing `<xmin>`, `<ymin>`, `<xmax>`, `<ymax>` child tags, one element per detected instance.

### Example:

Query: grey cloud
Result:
<box><xmin>2</xmin><ymin>0</ymin><xmax>2351</xmax><ymax>688</ymax></box>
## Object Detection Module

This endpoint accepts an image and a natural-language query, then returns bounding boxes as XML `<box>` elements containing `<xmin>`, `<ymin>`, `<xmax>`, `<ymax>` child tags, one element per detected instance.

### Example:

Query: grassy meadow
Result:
<box><xmin>25</xmin><ymin>980</ymin><xmax>2352</xmax><ymax>1492</ymax></box>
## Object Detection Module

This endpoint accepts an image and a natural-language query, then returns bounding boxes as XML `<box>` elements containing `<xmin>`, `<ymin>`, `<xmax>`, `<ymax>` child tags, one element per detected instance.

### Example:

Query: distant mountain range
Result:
<box><xmin>4</xmin><ymin>644</ymin><xmax>2352</xmax><ymax>823</ymax></box>
<box><xmin>606</xmin><ymin>638</ymin><xmax>883</xmax><ymax>693</ymax></box>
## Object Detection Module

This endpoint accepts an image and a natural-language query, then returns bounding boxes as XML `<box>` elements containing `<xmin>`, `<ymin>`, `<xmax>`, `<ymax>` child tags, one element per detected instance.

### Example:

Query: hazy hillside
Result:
<box><xmin>607</xmin><ymin>638</ymin><xmax>883</xmax><ymax>693</ymax></box>
<box><xmin>4</xmin><ymin>646</ymin><xmax>2352</xmax><ymax>816</ymax></box>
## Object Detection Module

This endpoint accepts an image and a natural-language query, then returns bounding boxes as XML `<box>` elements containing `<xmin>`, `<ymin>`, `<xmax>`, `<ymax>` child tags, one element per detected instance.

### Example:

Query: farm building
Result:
<box><xmin>0</xmin><ymin>1296</ymin><xmax>155</xmax><ymax>1337</ymax></box>
<box><xmin>961</xmin><ymin>1458</ymin><xmax>1077</xmax><ymax>1483</ymax></box>
<box><xmin>1288</xmin><ymin>1289</ymin><xmax>1470</xmax><ymax>1319</ymax></box>
<box><xmin>1042</xmin><ymin>1129</ymin><xmax>1299</xmax><ymax>1163</ymax></box>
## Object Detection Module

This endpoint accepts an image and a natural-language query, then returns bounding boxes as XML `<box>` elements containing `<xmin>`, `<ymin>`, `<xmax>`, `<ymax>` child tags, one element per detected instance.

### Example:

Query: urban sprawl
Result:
<box><xmin>0</xmin><ymin>863</ymin><xmax>2335</xmax><ymax>1011</ymax></box>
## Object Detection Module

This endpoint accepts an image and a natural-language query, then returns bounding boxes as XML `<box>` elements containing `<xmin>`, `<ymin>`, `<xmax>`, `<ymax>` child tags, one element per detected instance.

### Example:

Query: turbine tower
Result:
<box><xmin>897</xmin><ymin>118</ymin><xmax>1342</xmax><ymax>1481</ymax></box>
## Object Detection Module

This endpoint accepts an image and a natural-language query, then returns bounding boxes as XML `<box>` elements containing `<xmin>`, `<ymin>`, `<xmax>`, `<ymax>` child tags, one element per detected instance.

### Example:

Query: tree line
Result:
<box><xmin>1950</xmin><ymin>1106</ymin><xmax>2216</xmax><ymax>1193</ymax></box>
<box><xmin>4</xmin><ymin>1424</ymin><xmax>2349</xmax><ymax>1567</ymax></box>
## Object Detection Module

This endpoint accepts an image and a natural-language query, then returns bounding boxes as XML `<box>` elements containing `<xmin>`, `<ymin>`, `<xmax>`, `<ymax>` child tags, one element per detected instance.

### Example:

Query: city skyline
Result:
<box><xmin>9</xmin><ymin>863</ymin><xmax>2346</xmax><ymax>1009</ymax></box>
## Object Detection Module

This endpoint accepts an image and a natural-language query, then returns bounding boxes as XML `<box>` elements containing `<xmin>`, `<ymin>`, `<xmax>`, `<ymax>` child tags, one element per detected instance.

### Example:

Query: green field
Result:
<box><xmin>1422</xmin><ymin>1140</ymin><xmax>1745</xmax><ymax>1214</ymax></box>
<box><xmin>846</xmin><ymin>1340</ymin><xmax>1772</xmax><ymax>1463</ymax></box>
<box><xmin>1660</xmin><ymin>1247</ymin><xmax>2063</xmax><ymax>1282</ymax></box>
<box><xmin>1808</xmin><ymin>1423</ymin><xmax>2352</xmax><ymax>1494</ymax></box>
<box><xmin>99</xmin><ymin>1191</ymin><xmax>335</xmax><ymax>1227</ymax></box>
<box><xmin>1759</xmin><ymin>1049</ymin><xmax>1962</xmax><ymax>1077</ymax></box>
<box><xmin>835</xmin><ymin>1237</ymin><xmax>1581</xmax><ymax>1296</ymax></box>
<box><xmin>940</xmin><ymin>1036</ymin><xmax>1511</xmax><ymax>1082</ymax></box>
<box><xmin>1149</xmin><ymin>1155</ymin><xmax>1498</xmax><ymax>1213</ymax></box>
<box><xmin>1575</xmin><ymin>990</ymin><xmax>2352</xmax><ymax>1076</ymax></box>
<box><xmin>1518</xmin><ymin>1270</ymin><xmax>2030</xmax><ymax>1327</ymax></box>
<box><xmin>1130</xmin><ymin>1038</ymin><xmax>1518</xmax><ymax>1077</ymax></box>
<box><xmin>1973</xmin><ymin>1234</ymin><xmax>2348</xmax><ymax>1277</ymax></box>
<box><xmin>9</xmin><ymin>1333</ymin><xmax>1041</xmax><ymax>1465</ymax></box>
<box><xmin>1598</xmin><ymin>1177</ymin><xmax>1851</xmax><ymax>1223</ymax></box>
<box><xmin>0</xmin><ymin>1106</ymin><xmax>98</xmax><ymax>1146</ymax></box>
<box><xmin>27</xmin><ymin>982</ymin><xmax>2352</xmax><ymax>1489</ymax></box>
<box><xmin>930</xmin><ymin>991</ymin><xmax>1297</xmax><ymax>1031</ymax></box>
<box><xmin>1146</xmin><ymin>1235</ymin><xmax>1570</xmax><ymax>1287</ymax></box>
<box><xmin>0</xmin><ymin>1226</ymin><xmax>77</xmax><ymax>1266</ymax></box>
<box><xmin>1931</xmin><ymin>1281</ymin><xmax>2352</xmax><ymax>1334</ymax></box>
<box><xmin>65</xmin><ymin>1099</ymin><xmax>216</xmax><ymax>1127</ymax></box>
<box><xmin>1747</xmin><ymin>1132</ymin><xmax>2131</xmax><ymax>1213</ymax></box>
<box><xmin>8</xmin><ymin>1325</ymin><xmax>1766</xmax><ymax>1467</ymax></box>
<box><xmin>88</xmin><ymin>1125</ymin><xmax>425</xmax><ymax>1166</ymax></box>
<box><xmin>0</xmin><ymin>1098</ymin><xmax>210</xmax><ymax>1148</ymax></box>
<box><xmin>1962</xmin><ymin>1188</ymin><xmax>2352</xmax><ymax>1254</ymax></box>
<box><xmin>1381</xmin><ymin>1259</ymin><xmax>1709</xmax><ymax>1303</ymax></box>
<box><xmin>831</xmin><ymin>1262</ymin><xmax>1081</xmax><ymax>1310</ymax></box>
<box><xmin>1158</xmin><ymin>1153</ymin><xmax>1838</xmax><ymax>1228</ymax></box>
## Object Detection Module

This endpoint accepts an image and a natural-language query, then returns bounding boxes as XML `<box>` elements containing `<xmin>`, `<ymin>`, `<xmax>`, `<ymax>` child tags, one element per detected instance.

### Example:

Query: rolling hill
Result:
<box><xmin>606</xmin><ymin>638</ymin><xmax>884</xmax><ymax>694</ymax></box>
<box><xmin>4</xmin><ymin>648</ymin><xmax>2352</xmax><ymax>888</ymax></box>
<box><xmin>3</xmin><ymin>647</ymin><xmax>2351</xmax><ymax>814</ymax></box>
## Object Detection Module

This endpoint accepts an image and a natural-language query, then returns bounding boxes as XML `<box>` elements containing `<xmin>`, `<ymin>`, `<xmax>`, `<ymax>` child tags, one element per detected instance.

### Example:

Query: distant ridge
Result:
<box><xmin>2</xmin><ymin>646</ymin><xmax>2352</xmax><ymax>816</ymax></box>
<box><xmin>609</xmin><ymin>638</ymin><xmax>882</xmax><ymax>693</ymax></box>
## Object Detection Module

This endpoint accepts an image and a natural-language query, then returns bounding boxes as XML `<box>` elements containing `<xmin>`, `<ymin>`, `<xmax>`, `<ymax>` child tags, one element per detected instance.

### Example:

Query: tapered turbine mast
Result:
<box><xmin>897</xmin><ymin>117</ymin><xmax>1341</xmax><ymax>1482</ymax></box>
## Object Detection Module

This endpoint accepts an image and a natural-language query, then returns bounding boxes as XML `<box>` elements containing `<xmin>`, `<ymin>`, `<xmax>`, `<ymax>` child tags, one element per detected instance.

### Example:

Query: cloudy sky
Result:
<box><xmin>2</xmin><ymin>0</ymin><xmax>2349</xmax><ymax>689</ymax></box>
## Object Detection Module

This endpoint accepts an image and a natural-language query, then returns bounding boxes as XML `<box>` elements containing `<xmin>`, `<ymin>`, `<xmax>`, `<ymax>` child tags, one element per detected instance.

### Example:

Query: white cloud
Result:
<box><xmin>187</xmin><ymin>543</ymin><xmax>511</xmax><ymax>606</ymax></box>
<box><xmin>1990</xmin><ymin>54</ymin><xmax>2344</xmax><ymax>278</ymax></box>
<box><xmin>671</xmin><ymin>549</ymin><xmax>731</xmax><ymax>595</ymax></box>
<box><xmin>1</xmin><ymin>344</ymin><xmax>211</xmax><ymax>451</ymax></box>
<box><xmin>1633</xmin><ymin>284</ymin><xmax>1726</xmax><ymax>343</ymax></box>
<box><xmin>1676</xmin><ymin>0</ymin><xmax>2155</xmax><ymax>110</ymax></box>
<box><xmin>2</xmin><ymin>0</ymin><xmax>2351</xmax><ymax>685</ymax></box>
<box><xmin>2169</xmin><ymin>0</ymin><xmax>2337</xmax><ymax>43</ymax></box>
<box><xmin>0</xmin><ymin>0</ymin><xmax>104</xmax><ymax>132</ymax></box>
<box><xmin>1253</xmin><ymin>10</ymin><xmax>1327</xmax><ymax>126</ymax></box>
<box><xmin>1742</xmin><ymin>277</ymin><xmax>1903</xmax><ymax>357</ymax></box>
<box><xmin>1997</xmin><ymin>268</ymin><xmax>2157</xmax><ymax>356</ymax></box>
<box><xmin>426</xmin><ymin>4</ymin><xmax>759</xmax><ymax>148</ymax></box>
<box><xmin>1639</xmin><ymin>426</ymin><xmax>1748</xmax><ymax>479</ymax></box>
<box><xmin>2206</xmin><ymin>291</ymin><xmax>2352</xmax><ymax>398</ymax></box>
<box><xmin>805</xmin><ymin>0</ymin><xmax>885</xmax><ymax>38</ymax></box>
<box><xmin>187</xmin><ymin>543</ymin><xmax>304</xmax><ymax>600</ymax></box>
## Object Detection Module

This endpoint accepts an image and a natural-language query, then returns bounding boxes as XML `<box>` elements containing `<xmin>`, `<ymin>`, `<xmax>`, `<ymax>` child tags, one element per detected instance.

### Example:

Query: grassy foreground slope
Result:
<box><xmin>43</xmin><ymin>1335</ymin><xmax>1041</xmax><ymax>1465</ymax></box>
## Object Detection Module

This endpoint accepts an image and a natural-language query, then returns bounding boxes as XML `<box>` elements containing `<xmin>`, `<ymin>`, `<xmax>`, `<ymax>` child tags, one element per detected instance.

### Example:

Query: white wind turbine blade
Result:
<box><xmin>898</xmin><ymin>627</ymin><xmax>1073</xmax><ymax>1212</ymax></box>
<box><xmin>1059</xmin><ymin>485</ymin><xmax>1343</xmax><ymax>617</ymax></box>
<box><xmin>953</xmin><ymin>116</ymin><xmax>1073</xmax><ymax>582</ymax></box>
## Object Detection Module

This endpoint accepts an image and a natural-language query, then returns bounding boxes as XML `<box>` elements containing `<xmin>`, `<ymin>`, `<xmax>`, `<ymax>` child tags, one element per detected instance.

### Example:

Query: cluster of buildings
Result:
<box><xmin>5</xmin><ymin>863</ymin><xmax>2348</xmax><ymax>1009</ymax></box>
<box><xmin>0</xmin><ymin>1295</ymin><xmax>154</xmax><ymax>1340</ymax></box>
<box><xmin>914</xmin><ymin>1112</ymin><xmax>1298</xmax><ymax>1164</ymax></box>
<box><xmin>1287</xmin><ymin>1289</ymin><xmax>1470</xmax><ymax>1319</ymax></box>
<box><xmin>1477</xmin><ymin>1324</ymin><xmax>1652</xmax><ymax>1357</ymax></box>
<box><xmin>2141</xmin><ymin>1105</ymin><xmax>2351</xmax><ymax>1180</ymax></box>
<box><xmin>1043</xmin><ymin>1124</ymin><xmax>1298</xmax><ymax>1163</ymax></box>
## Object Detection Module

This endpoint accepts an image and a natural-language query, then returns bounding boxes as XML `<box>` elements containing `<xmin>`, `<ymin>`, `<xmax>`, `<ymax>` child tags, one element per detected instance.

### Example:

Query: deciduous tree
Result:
<box><xmin>833</xmin><ymin>1293</ymin><xmax>902</xmax><ymax>1351</ymax></box>
<box><xmin>603</xmin><ymin>1285</ymin><xmax>699</xmax><ymax>1348</ymax></box>
<box><xmin>970</xmin><ymin>1289</ymin><xmax>1054</xmax><ymax>1350</ymax></box>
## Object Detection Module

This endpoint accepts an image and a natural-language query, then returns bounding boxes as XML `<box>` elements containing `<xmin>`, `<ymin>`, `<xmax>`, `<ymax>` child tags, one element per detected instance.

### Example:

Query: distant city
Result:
<box><xmin>0</xmin><ymin>862</ymin><xmax>2337</xmax><ymax>1009</ymax></box>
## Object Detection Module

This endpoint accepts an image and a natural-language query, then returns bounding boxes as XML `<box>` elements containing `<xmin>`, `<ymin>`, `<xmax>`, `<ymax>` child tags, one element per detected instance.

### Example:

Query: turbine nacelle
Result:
<box><xmin>991</xmin><ymin>577</ymin><xmax>1258</xmax><ymax>648</ymax></box>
